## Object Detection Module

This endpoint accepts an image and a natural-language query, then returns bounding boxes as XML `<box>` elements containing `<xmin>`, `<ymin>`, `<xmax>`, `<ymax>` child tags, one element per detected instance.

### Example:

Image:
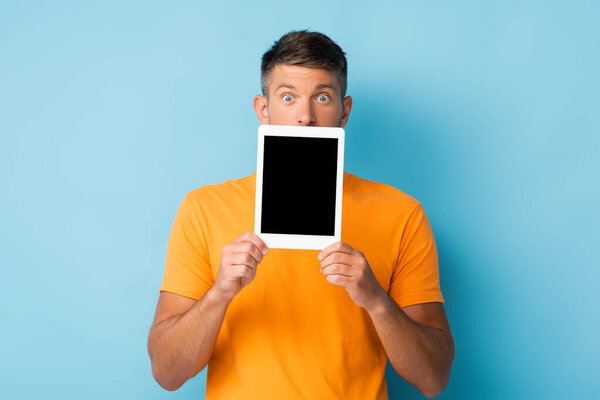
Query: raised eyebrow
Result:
<box><xmin>275</xmin><ymin>84</ymin><xmax>296</xmax><ymax>92</ymax></box>
<box><xmin>315</xmin><ymin>84</ymin><xmax>336</xmax><ymax>91</ymax></box>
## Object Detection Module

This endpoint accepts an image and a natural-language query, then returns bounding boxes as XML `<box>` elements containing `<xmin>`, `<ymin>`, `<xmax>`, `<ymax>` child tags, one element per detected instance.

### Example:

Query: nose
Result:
<box><xmin>296</xmin><ymin>100</ymin><xmax>316</xmax><ymax>126</ymax></box>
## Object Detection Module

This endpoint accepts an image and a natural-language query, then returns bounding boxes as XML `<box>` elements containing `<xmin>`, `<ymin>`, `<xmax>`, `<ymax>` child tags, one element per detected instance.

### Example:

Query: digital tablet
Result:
<box><xmin>254</xmin><ymin>124</ymin><xmax>345</xmax><ymax>250</ymax></box>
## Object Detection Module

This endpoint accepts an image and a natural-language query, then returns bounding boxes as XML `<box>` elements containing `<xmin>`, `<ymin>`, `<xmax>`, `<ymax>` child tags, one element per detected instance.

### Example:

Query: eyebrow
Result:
<box><xmin>275</xmin><ymin>84</ymin><xmax>296</xmax><ymax>91</ymax></box>
<box><xmin>315</xmin><ymin>84</ymin><xmax>336</xmax><ymax>91</ymax></box>
<box><xmin>274</xmin><ymin>83</ymin><xmax>337</xmax><ymax>92</ymax></box>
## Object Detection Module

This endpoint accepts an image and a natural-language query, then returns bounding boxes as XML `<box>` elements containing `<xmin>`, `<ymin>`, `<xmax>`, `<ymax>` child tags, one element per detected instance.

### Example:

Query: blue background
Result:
<box><xmin>1</xmin><ymin>1</ymin><xmax>598</xmax><ymax>399</ymax></box>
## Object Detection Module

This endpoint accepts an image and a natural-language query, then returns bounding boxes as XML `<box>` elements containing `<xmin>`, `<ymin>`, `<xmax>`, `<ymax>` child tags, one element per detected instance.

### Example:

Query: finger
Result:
<box><xmin>321</xmin><ymin>263</ymin><xmax>354</xmax><ymax>277</ymax></box>
<box><xmin>319</xmin><ymin>252</ymin><xmax>354</xmax><ymax>268</ymax></box>
<box><xmin>231</xmin><ymin>252</ymin><xmax>258</xmax><ymax>271</ymax></box>
<box><xmin>240</xmin><ymin>264</ymin><xmax>256</xmax><ymax>276</ymax></box>
<box><xmin>232</xmin><ymin>232</ymin><xmax>269</xmax><ymax>255</ymax></box>
<box><xmin>232</xmin><ymin>264</ymin><xmax>256</xmax><ymax>279</ymax></box>
<box><xmin>318</xmin><ymin>241</ymin><xmax>355</xmax><ymax>261</ymax></box>
<box><xmin>325</xmin><ymin>274</ymin><xmax>351</xmax><ymax>287</ymax></box>
<box><xmin>231</xmin><ymin>242</ymin><xmax>264</xmax><ymax>265</ymax></box>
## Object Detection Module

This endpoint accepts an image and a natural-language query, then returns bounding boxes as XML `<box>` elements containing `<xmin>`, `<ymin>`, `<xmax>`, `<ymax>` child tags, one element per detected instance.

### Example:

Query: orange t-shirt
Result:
<box><xmin>159</xmin><ymin>171</ymin><xmax>444</xmax><ymax>399</ymax></box>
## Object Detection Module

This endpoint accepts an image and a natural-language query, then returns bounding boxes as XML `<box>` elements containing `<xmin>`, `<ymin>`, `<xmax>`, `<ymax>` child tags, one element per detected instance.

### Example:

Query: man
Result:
<box><xmin>148</xmin><ymin>30</ymin><xmax>454</xmax><ymax>399</ymax></box>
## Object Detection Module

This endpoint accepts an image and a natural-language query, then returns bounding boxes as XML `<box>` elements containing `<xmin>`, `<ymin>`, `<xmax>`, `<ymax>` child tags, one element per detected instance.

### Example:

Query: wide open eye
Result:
<box><xmin>282</xmin><ymin>94</ymin><xmax>294</xmax><ymax>102</ymax></box>
<box><xmin>317</xmin><ymin>94</ymin><xmax>330</xmax><ymax>102</ymax></box>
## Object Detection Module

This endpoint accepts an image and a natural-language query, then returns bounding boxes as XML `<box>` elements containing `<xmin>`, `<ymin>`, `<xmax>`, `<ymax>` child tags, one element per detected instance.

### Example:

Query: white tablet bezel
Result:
<box><xmin>254</xmin><ymin>124</ymin><xmax>345</xmax><ymax>250</ymax></box>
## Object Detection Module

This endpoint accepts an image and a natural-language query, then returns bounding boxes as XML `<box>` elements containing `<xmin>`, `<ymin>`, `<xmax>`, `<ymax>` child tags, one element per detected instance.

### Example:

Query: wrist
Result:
<box><xmin>205</xmin><ymin>286</ymin><xmax>234</xmax><ymax>308</ymax></box>
<box><xmin>365</xmin><ymin>289</ymin><xmax>391</xmax><ymax>316</ymax></box>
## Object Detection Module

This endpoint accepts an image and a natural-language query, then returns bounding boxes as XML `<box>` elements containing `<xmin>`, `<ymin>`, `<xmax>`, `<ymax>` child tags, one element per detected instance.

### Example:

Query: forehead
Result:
<box><xmin>269</xmin><ymin>64</ymin><xmax>340</xmax><ymax>92</ymax></box>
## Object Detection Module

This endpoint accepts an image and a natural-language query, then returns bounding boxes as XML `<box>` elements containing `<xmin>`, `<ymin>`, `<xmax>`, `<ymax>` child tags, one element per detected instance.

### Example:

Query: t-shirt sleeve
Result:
<box><xmin>388</xmin><ymin>202</ymin><xmax>445</xmax><ymax>308</ymax></box>
<box><xmin>159</xmin><ymin>193</ymin><xmax>214</xmax><ymax>300</ymax></box>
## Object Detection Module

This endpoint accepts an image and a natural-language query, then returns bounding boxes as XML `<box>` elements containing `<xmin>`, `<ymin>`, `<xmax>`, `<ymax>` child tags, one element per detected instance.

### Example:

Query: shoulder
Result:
<box><xmin>345</xmin><ymin>171</ymin><xmax>422</xmax><ymax>212</ymax></box>
<box><xmin>184</xmin><ymin>172</ymin><xmax>256</xmax><ymax>206</ymax></box>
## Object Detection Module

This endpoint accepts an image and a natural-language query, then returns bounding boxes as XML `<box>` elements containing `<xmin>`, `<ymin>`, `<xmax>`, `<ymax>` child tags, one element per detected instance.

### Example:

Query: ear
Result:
<box><xmin>253</xmin><ymin>95</ymin><xmax>269</xmax><ymax>124</ymax></box>
<box><xmin>340</xmin><ymin>95</ymin><xmax>353</xmax><ymax>128</ymax></box>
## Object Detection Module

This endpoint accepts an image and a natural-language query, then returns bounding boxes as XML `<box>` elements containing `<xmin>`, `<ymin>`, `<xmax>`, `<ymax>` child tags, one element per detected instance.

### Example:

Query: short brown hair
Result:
<box><xmin>260</xmin><ymin>30</ymin><xmax>348</xmax><ymax>99</ymax></box>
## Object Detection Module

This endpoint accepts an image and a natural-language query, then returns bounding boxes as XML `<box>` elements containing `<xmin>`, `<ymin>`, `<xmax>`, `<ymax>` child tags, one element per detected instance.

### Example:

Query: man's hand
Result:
<box><xmin>318</xmin><ymin>241</ymin><xmax>386</xmax><ymax>311</ymax></box>
<box><xmin>212</xmin><ymin>232</ymin><xmax>269</xmax><ymax>302</ymax></box>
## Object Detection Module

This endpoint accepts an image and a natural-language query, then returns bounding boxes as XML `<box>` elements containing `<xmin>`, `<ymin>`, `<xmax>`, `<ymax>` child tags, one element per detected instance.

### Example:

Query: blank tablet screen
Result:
<box><xmin>261</xmin><ymin>136</ymin><xmax>338</xmax><ymax>236</ymax></box>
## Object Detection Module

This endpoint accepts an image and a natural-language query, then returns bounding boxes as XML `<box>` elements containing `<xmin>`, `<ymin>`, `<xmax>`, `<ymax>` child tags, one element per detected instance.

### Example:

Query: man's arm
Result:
<box><xmin>368</xmin><ymin>299</ymin><xmax>455</xmax><ymax>398</ymax></box>
<box><xmin>148</xmin><ymin>232</ymin><xmax>269</xmax><ymax>391</ymax></box>
<box><xmin>318</xmin><ymin>242</ymin><xmax>454</xmax><ymax>398</ymax></box>
<box><xmin>147</xmin><ymin>289</ymin><xmax>231</xmax><ymax>391</ymax></box>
